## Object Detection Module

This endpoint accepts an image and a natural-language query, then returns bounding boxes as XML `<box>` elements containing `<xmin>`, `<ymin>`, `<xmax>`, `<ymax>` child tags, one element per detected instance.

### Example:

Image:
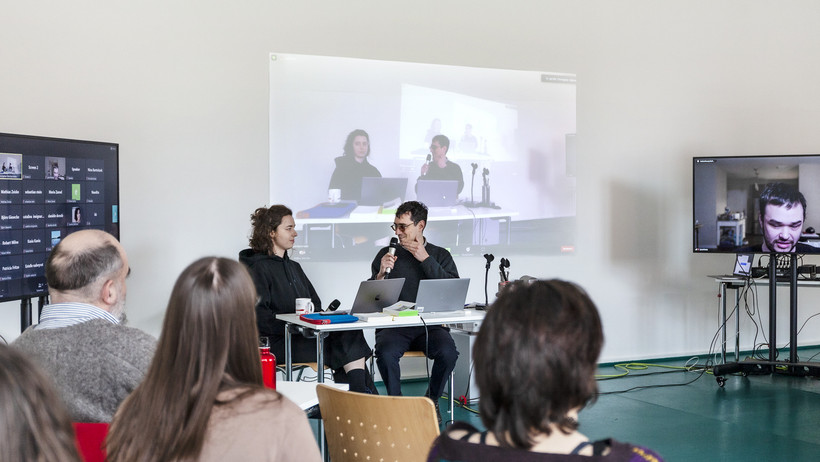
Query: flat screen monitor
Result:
<box><xmin>0</xmin><ymin>132</ymin><xmax>120</xmax><ymax>302</ymax></box>
<box><xmin>693</xmin><ymin>154</ymin><xmax>820</xmax><ymax>254</ymax></box>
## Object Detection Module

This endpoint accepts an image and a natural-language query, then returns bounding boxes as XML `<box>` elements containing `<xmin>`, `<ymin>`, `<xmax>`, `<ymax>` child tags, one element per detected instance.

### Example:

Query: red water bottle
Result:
<box><xmin>259</xmin><ymin>336</ymin><xmax>276</xmax><ymax>389</ymax></box>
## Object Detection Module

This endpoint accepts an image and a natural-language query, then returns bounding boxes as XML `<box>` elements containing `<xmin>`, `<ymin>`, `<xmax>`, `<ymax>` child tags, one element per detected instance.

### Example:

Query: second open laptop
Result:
<box><xmin>339</xmin><ymin>278</ymin><xmax>406</xmax><ymax>314</ymax></box>
<box><xmin>413</xmin><ymin>278</ymin><xmax>470</xmax><ymax>313</ymax></box>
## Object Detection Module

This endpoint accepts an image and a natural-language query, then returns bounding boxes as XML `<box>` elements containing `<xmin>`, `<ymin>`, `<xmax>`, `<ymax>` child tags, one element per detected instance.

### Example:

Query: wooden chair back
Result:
<box><xmin>316</xmin><ymin>384</ymin><xmax>440</xmax><ymax>462</ymax></box>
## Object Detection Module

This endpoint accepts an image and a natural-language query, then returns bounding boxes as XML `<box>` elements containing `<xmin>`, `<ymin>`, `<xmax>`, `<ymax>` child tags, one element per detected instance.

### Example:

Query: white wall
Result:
<box><xmin>3</xmin><ymin>1</ymin><xmax>820</xmax><ymax>362</ymax></box>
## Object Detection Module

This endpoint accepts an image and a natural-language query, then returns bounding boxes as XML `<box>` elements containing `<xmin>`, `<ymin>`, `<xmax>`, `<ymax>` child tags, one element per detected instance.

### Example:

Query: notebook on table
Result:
<box><xmin>416</xmin><ymin>180</ymin><xmax>459</xmax><ymax>207</ymax></box>
<box><xmin>413</xmin><ymin>278</ymin><xmax>470</xmax><ymax>313</ymax></box>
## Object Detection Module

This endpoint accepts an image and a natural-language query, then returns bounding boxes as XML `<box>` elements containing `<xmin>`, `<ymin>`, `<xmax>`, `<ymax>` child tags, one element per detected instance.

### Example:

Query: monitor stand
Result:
<box><xmin>713</xmin><ymin>253</ymin><xmax>820</xmax><ymax>386</ymax></box>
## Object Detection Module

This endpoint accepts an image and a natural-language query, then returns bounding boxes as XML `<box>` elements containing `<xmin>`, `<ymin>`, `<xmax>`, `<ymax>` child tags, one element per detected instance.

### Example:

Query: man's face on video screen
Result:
<box><xmin>760</xmin><ymin>203</ymin><xmax>804</xmax><ymax>252</ymax></box>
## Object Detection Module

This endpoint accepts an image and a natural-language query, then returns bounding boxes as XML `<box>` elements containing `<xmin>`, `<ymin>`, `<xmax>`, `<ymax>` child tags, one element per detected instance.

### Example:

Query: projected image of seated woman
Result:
<box><xmin>427</xmin><ymin>279</ymin><xmax>664</xmax><ymax>462</ymax></box>
<box><xmin>239</xmin><ymin>205</ymin><xmax>377</xmax><ymax>393</ymax></box>
<box><xmin>328</xmin><ymin>129</ymin><xmax>382</xmax><ymax>202</ymax></box>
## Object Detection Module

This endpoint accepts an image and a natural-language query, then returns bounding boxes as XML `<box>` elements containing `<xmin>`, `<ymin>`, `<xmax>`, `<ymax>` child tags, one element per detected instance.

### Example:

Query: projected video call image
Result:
<box><xmin>269</xmin><ymin>53</ymin><xmax>577</xmax><ymax>260</ymax></box>
<box><xmin>693</xmin><ymin>155</ymin><xmax>820</xmax><ymax>254</ymax></box>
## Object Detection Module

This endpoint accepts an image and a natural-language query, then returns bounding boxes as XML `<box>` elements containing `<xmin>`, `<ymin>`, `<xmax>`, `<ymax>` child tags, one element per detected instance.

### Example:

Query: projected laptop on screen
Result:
<box><xmin>359</xmin><ymin>177</ymin><xmax>408</xmax><ymax>206</ymax></box>
<box><xmin>416</xmin><ymin>180</ymin><xmax>459</xmax><ymax>207</ymax></box>
<box><xmin>413</xmin><ymin>278</ymin><xmax>470</xmax><ymax>313</ymax></box>
<box><xmin>344</xmin><ymin>278</ymin><xmax>406</xmax><ymax>314</ymax></box>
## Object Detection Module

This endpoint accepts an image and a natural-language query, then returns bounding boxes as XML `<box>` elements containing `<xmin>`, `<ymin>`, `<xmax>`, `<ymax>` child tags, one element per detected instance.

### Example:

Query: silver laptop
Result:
<box><xmin>416</xmin><ymin>180</ymin><xmax>459</xmax><ymax>207</ymax></box>
<box><xmin>413</xmin><ymin>278</ymin><xmax>470</xmax><ymax>313</ymax></box>
<box><xmin>345</xmin><ymin>278</ymin><xmax>406</xmax><ymax>314</ymax></box>
<box><xmin>359</xmin><ymin>177</ymin><xmax>408</xmax><ymax>206</ymax></box>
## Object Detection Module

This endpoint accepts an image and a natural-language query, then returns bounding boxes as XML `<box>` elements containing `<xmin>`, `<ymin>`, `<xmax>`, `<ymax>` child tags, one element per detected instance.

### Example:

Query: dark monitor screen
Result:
<box><xmin>693</xmin><ymin>154</ymin><xmax>820</xmax><ymax>254</ymax></box>
<box><xmin>0</xmin><ymin>132</ymin><xmax>119</xmax><ymax>302</ymax></box>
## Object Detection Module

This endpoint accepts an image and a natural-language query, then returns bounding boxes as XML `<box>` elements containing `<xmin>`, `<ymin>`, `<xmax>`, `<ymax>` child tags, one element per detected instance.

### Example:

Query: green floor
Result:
<box><xmin>311</xmin><ymin>349</ymin><xmax>820</xmax><ymax>461</ymax></box>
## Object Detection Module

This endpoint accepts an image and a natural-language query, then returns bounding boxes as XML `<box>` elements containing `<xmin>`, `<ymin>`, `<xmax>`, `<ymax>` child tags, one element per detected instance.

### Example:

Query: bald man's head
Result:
<box><xmin>46</xmin><ymin>230</ymin><xmax>129</xmax><ymax>311</ymax></box>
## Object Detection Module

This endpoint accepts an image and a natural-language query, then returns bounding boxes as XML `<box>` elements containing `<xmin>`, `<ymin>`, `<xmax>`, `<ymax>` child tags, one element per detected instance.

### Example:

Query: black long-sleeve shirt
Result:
<box><xmin>370</xmin><ymin>240</ymin><xmax>459</xmax><ymax>302</ymax></box>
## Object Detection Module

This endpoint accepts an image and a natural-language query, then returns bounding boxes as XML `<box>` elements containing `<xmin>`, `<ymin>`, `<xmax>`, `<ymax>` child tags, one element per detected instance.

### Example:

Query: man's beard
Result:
<box><xmin>110</xmin><ymin>296</ymin><xmax>127</xmax><ymax>324</ymax></box>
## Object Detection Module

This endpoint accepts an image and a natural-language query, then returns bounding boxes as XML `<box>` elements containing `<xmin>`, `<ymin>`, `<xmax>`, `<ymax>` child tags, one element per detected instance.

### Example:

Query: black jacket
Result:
<box><xmin>370</xmin><ymin>240</ymin><xmax>459</xmax><ymax>302</ymax></box>
<box><xmin>328</xmin><ymin>155</ymin><xmax>382</xmax><ymax>201</ymax></box>
<box><xmin>238</xmin><ymin>249</ymin><xmax>321</xmax><ymax>339</ymax></box>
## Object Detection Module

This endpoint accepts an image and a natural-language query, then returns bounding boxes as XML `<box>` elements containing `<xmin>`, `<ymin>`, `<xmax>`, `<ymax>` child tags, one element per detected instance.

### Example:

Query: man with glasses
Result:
<box><xmin>370</xmin><ymin>200</ymin><xmax>459</xmax><ymax>424</ymax></box>
<box><xmin>418</xmin><ymin>134</ymin><xmax>464</xmax><ymax>194</ymax></box>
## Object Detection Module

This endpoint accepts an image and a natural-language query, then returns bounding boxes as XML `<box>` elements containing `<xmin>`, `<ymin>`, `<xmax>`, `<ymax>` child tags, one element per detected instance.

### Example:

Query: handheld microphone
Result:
<box><xmin>423</xmin><ymin>154</ymin><xmax>432</xmax><ymax>176</ymax></box>
<box><xmin>385</xmin><ymin>237</ymin><xmax>399</xmax><ymax>274</ymax></box>
<box><xmin>326</xmin><ymin>299</ymin><xmax>341</xmax><ymax>312</ymax></box>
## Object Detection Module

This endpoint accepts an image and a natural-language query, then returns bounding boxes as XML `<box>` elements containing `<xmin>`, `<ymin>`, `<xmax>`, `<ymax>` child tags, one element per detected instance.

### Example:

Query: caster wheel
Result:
<box><xmin>716</xmin><ymin>376</ymin><xmax>726</xmax><ymax>387</ymax></box>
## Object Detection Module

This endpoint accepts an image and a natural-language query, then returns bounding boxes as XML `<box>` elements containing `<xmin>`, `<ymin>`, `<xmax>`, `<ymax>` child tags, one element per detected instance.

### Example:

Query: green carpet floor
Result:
<box><xmin>310</xmin><ymin>348</ymin><xmax>820</xmax><ymax>461</ymax></box>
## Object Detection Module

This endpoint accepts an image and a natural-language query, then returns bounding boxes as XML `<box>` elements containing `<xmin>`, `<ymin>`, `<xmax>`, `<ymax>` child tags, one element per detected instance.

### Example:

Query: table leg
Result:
<box><xmin>316</xmin><ymin>331</ymin><xmax>328</xmax><ymax>462</ymax></box>
<box><xmin>734</xmin><ymin>286</ymin><xmax>741</xmax><ymax>362</ymax></box>
<box><xmin>720</xmin><ymin>281</ymin><xmax>727</xmax><ymax>363</ymax></box>
<box><xmin>285</xmin><ymin>325</ymin><xmax>292</xmax><ymax>381</ymax></box>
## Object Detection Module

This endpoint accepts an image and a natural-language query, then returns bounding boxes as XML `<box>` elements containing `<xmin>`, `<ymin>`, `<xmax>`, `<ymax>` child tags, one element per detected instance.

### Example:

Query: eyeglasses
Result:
<box><xmin>391</xmin><ymin>222</ymin><xmax>415</xmax><ymax>232</ymax></box>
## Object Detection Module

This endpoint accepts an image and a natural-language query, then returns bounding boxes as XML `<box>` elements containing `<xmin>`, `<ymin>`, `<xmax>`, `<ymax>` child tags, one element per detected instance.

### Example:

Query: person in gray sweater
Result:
<box><xmin>13</xmin><ymin>229</ymin><xmax>156</xmax><ymax>423</ymax></box>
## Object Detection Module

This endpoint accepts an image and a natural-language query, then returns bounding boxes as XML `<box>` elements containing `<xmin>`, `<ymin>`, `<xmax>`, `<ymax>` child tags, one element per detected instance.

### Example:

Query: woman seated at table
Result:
<box><xmin>239</xmin><ymin>205</ymin><xmax>376</xmax><ymax>394</ymax></box>
<box><xmin>427</xmin><ymin>279</ymin><xmax>664</xmax><ymax>462</ymax></box>
<box><xmin>106</xmin><ymin>257</ymin><xmax>320</xmax><ymax>462</ymax></box>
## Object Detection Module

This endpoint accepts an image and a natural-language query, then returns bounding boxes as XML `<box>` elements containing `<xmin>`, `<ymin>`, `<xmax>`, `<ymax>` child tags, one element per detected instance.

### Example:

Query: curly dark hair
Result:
<box><xmin>475</xmin><ymin>279</ymin><xmax>603</xmax><ymax>449</ymax></box>
<box><xmin>396</xmin><ymin>200</ymin><xmax>428</xmax><ymax>224</ymax></box>
<box><xmin>248</xmin><ymin>205</ymin><xmax>293</xmax><ymax>255</ymax></box>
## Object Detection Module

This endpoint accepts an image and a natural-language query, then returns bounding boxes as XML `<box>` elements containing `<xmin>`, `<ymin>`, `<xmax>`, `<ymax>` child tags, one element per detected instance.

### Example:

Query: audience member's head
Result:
<box><xmin>46</xmin><ymin>229</ymin><xmax>129</xmax><ymax>321</ymax></box>
<box><xmin>0</xmin><ymin>344</ymin><xmax>81</xmax><ymax>462</ymax></box>
<box><xmin>248</xmin><ymin>205</ymin><xmax>293</xmax><ymax>255</ymax></box>
<box><xmin>107</xmin><ymin>257</ymin><xmax>271</xmax><ymax>461</ymax></box>
<box><xmin>474</xmin><ymin>279</ymin><xmax>603</xmax><ymax>449</ymax></box>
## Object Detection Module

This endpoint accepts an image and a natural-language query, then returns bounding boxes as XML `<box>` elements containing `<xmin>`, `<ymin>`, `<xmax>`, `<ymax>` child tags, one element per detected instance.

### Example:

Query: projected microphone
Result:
<box><xmin>385</xmin><ymin>237</ymin><xmax>399</xmax><ymax>274</ymax></box>
<box><xmin>422</xmin><ymin>154</ymin><xmax>432</xmax><ymax>176</ymax></box>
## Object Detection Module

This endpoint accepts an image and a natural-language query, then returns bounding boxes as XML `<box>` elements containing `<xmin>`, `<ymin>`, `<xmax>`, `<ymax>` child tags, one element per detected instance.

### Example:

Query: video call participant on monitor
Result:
<box><xmin>239</xmin><ymin>205</ymin><xmax>376</xmax><ymax>394</ymax></box>
<box><xmin>417</xmin><ymin>134</ymin><xmax>464</xmax><ymax>195</ymax></box>
<box><xmin>328</xmin><ymin>129</ymin><xmax>382</xmax><ymax>202</ymax></box>
<box><xmin>741</xmin><ymin>182</ymin><xmax>815</xmax><ymax>253</ymax></box>
<box><xmin>370</xmin><ymin>200</ymin><xmax>459</xmax><ymax>424</ymax></box>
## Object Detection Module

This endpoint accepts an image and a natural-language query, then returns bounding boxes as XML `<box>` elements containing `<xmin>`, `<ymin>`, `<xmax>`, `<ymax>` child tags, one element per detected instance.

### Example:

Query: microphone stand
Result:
<box><xmin>465</xmin><ymin>163</ymin><xmax>480</xmax><ymax>208</ymax></box>
<box><xmin>467</xmin><ymin>168</ymin><xmax>500</xmax><ymax>209</ymax></box>
<box><xmin>483</xmin><ymin>254</ymin><xmax>494</xmax><ymax>306</ymax></box>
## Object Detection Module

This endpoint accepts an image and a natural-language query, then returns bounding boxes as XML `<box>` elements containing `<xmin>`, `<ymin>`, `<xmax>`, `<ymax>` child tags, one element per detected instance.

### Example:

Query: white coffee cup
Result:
<box><xmin>328</xmin><ymin>188</ymin><xmax>341</xmax><ymax>203</ymax></box>
<box><xmin>295</xmin><ymin>298</ymin><xmax>314</xmax><ymax>315</ymax></box>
